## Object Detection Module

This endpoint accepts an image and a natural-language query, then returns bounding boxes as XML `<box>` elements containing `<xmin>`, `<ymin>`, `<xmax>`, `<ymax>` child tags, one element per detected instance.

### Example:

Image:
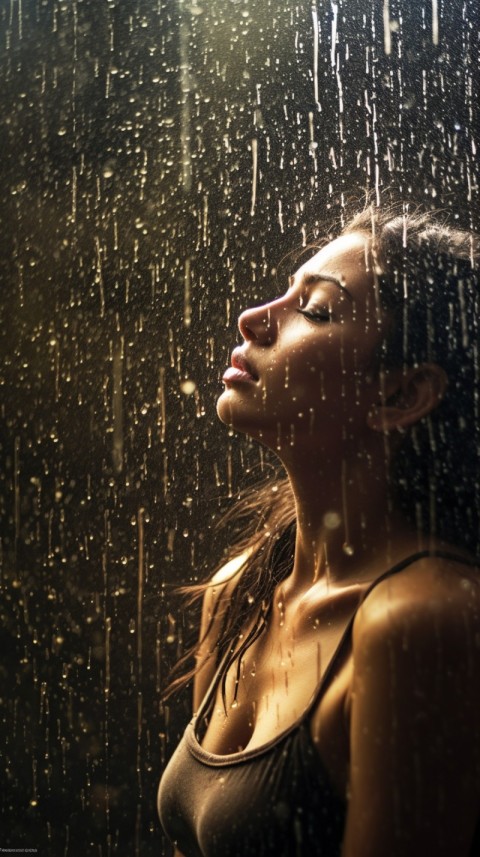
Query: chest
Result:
<box><xmin>199</xmin><ymin>596</ymin><xmax>359</xmax><ymax>794</ymax></box>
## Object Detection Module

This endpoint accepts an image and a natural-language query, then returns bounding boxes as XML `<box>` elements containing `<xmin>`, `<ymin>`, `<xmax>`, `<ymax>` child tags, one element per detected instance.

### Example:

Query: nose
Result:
<box><xmin>238</xmin><ymin>301</ymin><xmax>278</xmax><ymax>345</ymax></box>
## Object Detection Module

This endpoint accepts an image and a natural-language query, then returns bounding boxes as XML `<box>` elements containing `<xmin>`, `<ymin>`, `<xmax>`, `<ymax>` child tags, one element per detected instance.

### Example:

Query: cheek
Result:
<box><xmin>267</xmin><ymin>352</ymin><xmax>324</xmax><ymax>401</ymax></box>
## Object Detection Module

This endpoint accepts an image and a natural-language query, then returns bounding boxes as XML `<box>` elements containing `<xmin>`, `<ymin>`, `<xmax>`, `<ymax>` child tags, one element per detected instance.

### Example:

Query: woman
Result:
<box><xmin>158</xmin><ymin>204</ymin><xmax>480</xmax><ymax>856</ymax></box>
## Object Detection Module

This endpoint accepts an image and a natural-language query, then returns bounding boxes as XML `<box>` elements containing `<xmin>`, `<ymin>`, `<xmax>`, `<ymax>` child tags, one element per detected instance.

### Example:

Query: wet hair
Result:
<box><xmin>345</xmin><ymin>206</ymin><xmax>480</xmax><ymax>554</ymax></box>
<box><xmin>163</xmin><ymin>204</ymin><xmax>480</xmax><ymax>702</ymax></box>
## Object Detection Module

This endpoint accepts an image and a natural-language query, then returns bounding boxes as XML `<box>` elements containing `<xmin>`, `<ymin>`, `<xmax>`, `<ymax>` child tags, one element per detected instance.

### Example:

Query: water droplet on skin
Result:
<box><xmin>323</xmin><ymin>511</ymin><xmax>341</xmax><ymax>530</ymax></box>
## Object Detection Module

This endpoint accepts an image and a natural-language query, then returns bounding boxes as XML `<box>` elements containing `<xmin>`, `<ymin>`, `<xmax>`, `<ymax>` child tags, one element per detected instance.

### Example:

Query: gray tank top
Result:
<box><xmin>158</xmin><ymin>551</ymin><xmax>480</xmax><ymax>856</ymax></box>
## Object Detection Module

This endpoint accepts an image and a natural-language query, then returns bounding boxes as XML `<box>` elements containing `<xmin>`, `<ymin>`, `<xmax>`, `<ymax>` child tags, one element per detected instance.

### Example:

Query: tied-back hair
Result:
<box><xmin>163</xmin><ymin>202</ymin><xmax>480</xmax><ymax>704</ymax></box>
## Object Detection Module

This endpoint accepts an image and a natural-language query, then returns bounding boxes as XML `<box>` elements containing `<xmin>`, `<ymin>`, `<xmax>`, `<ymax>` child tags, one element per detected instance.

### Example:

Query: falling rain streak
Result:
<box><xmin>383</xmin><ymin>0</ymin><xmax>391</xmax><ymax>55</ymax></box>
<box><xmin>330</xmin><ymin>1</ymin><xmax>338</xmax><ymax>66</ymax></box>
<box><xmin>432</xmin><ymin>0</ymin><xmax>439</xmax><ymax>45</ymax></box>
<box><xmin>179</xmin><ymin>0</ymin><xmax>193</xmax><ymax>193</ymax></box>
<box><xmin>311</xmin><ymin>6</ymin><xmax>320</xmax><ymax>109</ymax></box>
<box><xmin>184</xmin><ymin>258</ymin><xmax>192</xmax><ymax>328</ymax></box>
<box><xmin>1</xmin><ymin>0</ymin><xmax>479</xmax><ymax>852</ymax></box>
<box><xmin>250</xmin><ymin>138</ymin><xmax>258</xmax><ymax>217</ymax></box>
<box><xmin>112</xmin><ymin>337</ymin><xmax>124</xmax><ymax>475</ymax></box>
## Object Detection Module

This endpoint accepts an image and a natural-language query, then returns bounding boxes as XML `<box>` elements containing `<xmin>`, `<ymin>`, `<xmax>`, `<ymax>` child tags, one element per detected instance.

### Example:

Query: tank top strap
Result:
<box><xmin>194</xmin><ymin>550</ymin><xmax>478</xmax><ymax>734</ymax></box>
<box><xmin>193</xmin><ymin>645</ymin><xmax>232</xmax><ymax>732</ymax></box>
<box><xmin>304</xmin><ymin>549</ymin><xmax>479</xmax><ymax>718</ymax></box>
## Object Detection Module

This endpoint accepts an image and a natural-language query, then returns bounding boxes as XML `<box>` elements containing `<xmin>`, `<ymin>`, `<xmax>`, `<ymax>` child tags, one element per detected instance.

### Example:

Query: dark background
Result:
<box><xmin>0</xmin><ymin>0</ymin><xmax>478</xmax><ymax>854</ymax></box>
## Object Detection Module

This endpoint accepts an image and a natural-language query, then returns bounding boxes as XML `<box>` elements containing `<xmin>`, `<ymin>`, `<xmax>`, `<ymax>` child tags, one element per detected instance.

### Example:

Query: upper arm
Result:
<box><xmin>192</xmin><ymin>551</ymin><xmax>251</xmax><ymax>713</ymax></box>
<box><xmin>342</xmin><ymin>562</ymin><xmax>480</xmax><ymax>857</ymax></box>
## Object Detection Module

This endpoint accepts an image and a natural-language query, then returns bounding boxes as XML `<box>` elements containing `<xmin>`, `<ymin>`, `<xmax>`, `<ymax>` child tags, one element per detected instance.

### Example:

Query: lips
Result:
<box><xmin>222</xmin><ymin>348</ymin><xmax>258</xmax><ymax>384</ymax></box>
<box><xmin>231</xmin><ymin>349</ymin><xmax>258</xmax><ymax>380</ymax></box>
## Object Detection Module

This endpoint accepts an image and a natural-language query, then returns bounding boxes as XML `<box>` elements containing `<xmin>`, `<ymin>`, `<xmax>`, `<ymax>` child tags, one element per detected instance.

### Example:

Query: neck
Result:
<box><xmin>276</xmin><ymin>436</ymin><xmax>419</xmax><ymax>596</ymax></box>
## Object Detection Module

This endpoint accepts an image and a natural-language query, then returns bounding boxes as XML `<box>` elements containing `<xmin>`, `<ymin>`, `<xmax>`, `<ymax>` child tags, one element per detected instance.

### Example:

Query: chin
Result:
<box><xmin>216</xmin><ymin>390</ymin><xmax>258</xmax><ymax>438</ymax></box>
<box><xmin>216</xmin><ymin>391</ymin><xmax>233</xmax><ymax>426</ymax></box>
<box><xmin>217</xmin><ymin>386</ymin><xmax>322</xmax><ymax>452</ymax></box>
<box><xmin>216</xmin><ymin>390</ymin><xmax>252</xmax><ymax>432</ymax></box>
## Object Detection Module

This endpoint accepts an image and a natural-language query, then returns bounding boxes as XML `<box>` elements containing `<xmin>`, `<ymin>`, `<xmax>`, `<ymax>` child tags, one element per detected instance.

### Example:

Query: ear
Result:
<box><xmin>366</xmin><ymin>364</ymin><xmax>448</xmax><ymax>433</ymax></box>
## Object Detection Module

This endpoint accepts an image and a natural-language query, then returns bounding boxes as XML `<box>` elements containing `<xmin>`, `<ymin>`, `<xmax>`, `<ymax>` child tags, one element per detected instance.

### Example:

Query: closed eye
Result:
<box><xmin>296</xmin><ymin>307</ymin><xmax>332</xmax><ymax>323</ymax></box>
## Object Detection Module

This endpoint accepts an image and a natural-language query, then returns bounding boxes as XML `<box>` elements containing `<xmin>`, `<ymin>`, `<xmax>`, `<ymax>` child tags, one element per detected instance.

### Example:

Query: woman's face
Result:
<box><xmin>217</xmin><ymin>232</ymin><xmax>388</xmax><ymax>455</ymax></box>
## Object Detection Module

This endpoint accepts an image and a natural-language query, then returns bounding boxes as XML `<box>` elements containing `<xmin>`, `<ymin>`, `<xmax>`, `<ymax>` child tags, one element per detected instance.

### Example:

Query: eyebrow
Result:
<box><xmin>289</xmin><ymin>272</ymin><xmax>354</xmax><ymax>301</ymax></box>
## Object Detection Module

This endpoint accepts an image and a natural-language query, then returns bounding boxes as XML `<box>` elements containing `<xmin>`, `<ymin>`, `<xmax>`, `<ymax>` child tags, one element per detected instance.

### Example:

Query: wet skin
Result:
<box><xmin>175</xmin><ymin>232</ymin><xmax>480</xmax><ymax>857</ymax></box>
<box><xmin>217</xmin><ymin>232</ymin><xmax>387</xmax><ymax>461</ymax></box>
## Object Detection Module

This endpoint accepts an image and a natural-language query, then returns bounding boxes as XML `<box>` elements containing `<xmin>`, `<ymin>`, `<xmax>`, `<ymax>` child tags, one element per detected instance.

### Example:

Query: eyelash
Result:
<box><xmin>296</xmin><ymin>308</ymin><xmax>332</xmax><ymax>323</ymax></box>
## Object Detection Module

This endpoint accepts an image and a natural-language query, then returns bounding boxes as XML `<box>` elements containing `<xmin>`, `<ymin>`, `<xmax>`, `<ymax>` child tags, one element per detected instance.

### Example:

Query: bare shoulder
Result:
<box><xmin>343</xmin><ymin>555</ymin><xmax>480</xmax><ymax>856</ymax></box>
<box><xmin>193</xmin><ymin>549</ymin><xmax>252</xmax><ymax>711</ymax></box>
<box><xmin>348</xmin><ymin>553</ymin><xmax>480</xmax><ymax>737</ymax></box>
<box><xmin>353</xmin><ymin>553</ymin><xmax>480</xmax><ymax>645</ymax></box>
<box><xmin>200</xmin><ymin>549</ymin><xmax>252</xmax><ymax>634</ymax></box>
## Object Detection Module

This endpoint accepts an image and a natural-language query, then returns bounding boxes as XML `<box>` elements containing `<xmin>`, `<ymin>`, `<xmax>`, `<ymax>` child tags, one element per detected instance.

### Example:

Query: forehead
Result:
<box><xmin>295</xmin><ymin>232</ymin><xmax>372</xmax><ymax>296</ymax></box>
